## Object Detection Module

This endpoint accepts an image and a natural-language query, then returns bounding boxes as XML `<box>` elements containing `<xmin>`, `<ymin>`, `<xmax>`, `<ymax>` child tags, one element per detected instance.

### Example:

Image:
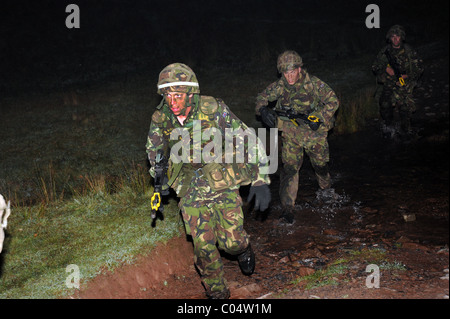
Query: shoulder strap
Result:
<box><xmin>152</xmin><ymin>99</ymin><xmax>168</xmax><ymax>125</ymax></box>
<box><xmin>304</xmin><ymin>73</ymin><xmax>321</xmax><ymax>111</ymax></box>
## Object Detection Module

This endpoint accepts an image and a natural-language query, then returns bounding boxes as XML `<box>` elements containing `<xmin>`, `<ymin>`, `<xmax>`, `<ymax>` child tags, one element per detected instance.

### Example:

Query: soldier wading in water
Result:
<box><xmin>146</xmin><ymin>63</ymin><xmax>271</xmax><ymax>299</ymax></box>
<box><xmin>372</xmin><ymin>25</ymin><xmax>423</xmax><ymax>140</ymax></box>
<box><xmin>256</xmin><ymin>50</ymin><xmax>339</xmax><ymax>223</ymax></box>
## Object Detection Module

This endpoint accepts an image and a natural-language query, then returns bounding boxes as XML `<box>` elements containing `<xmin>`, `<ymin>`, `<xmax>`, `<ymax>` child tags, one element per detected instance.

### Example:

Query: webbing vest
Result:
<box><xmin>153</xmin><ymin>95</ymin><xmax>251</xmax><ymax>196</ymax></box>
<box><xmin>276</xmin><ymin>71</ymin><xmax>321</xmax><ymax>115</ymax></box>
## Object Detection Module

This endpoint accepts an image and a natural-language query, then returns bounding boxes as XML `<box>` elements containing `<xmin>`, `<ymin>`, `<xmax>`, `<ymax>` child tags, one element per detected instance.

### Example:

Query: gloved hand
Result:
<box><xmin>247</xmin><ymin>184</ymin><xmax>271</xmax><ymax>211</ymax></box>
<box><xmin>259</xmin><ymin>106</ymin><xmax>277</xmax><ymax>128</ymax></box>
<box><xmin>307</xmin><ymin>112</ymin><xmax>324</xmax><ymax>131</ymax></box>
<box><xmin>308</xmin><ymin>120</ymin><xmax>321</xmax><ymax>131</ymax></box>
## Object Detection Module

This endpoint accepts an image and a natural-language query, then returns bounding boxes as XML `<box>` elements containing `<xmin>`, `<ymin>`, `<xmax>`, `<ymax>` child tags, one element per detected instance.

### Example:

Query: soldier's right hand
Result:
<box><xmin>259</xmin><ymin>107</ymin><xmax>277</xmax><ymax>128</ymax></box>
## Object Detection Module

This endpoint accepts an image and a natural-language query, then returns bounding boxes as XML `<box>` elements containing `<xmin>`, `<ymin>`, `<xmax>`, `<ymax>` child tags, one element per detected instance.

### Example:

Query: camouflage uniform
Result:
<box><xmin>256</xmin><ymin>51</ymin><xmax>339</xmax><ymax>210</ymax></box>
<box><xmin>372</xmin><ymin>25</ymin><xmax>423</xmax><ymax>136</ymax></box>
<box><xmin>146</xmin><ymin>63</ymin><xmax>270</xmax><ymax>298</ymax></box>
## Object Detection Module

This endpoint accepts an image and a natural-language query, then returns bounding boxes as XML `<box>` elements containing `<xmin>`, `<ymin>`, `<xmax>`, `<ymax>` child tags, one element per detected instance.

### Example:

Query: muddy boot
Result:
<box><xmin>313</xmin><ymin>163</ymin><xmax>331</xmax><ymax>190</ymax></box>
<box><xmin>279</xmin><ymin>206</ymin><xmax>294</xmax><ymax>224</ymax></box>
<box><xmin>205</xmin><ymin>287</ymin><xmax>231</xmax><ymax>299</ymax></box>
<box><xmin>381</xmin><ymin>123</ymin><xmax>396</xmax><ymax>139</ymax></box>
<box><xmin>314</xmin><ymin>188</ymin><xmax>342</xmax><ymax>206</ymax></box>
<box><xmin>238</xmin><ymin>244</ymin><xmax>255</xmax><ymax>276</ymax></box>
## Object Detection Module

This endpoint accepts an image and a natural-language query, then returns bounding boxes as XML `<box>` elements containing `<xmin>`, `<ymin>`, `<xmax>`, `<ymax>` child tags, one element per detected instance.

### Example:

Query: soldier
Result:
<box><xmin>372</xmin><ymin>25</ymin><xmax>423</xmax><ymax>139</ymax></box>
<box><xmin>256</xmin><ymin>50</ymin><xmax>339</xmax><ymax>223</ymax></box>
<box><xmin>146</xmin><ymin>63</ymin><xmax>271</xmax><ymax>299</ymax></box>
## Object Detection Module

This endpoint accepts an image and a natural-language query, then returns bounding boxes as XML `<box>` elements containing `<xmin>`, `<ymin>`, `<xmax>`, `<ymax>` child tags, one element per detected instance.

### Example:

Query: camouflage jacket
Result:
<box><xmin>372</xmin><ymin>44</ymin><xmax>423</xmax><ymax>90</ymax></box>
<box><xmin>255</xmin><ymin>69</ymin><xmax>339</xmax><ymax>131</ymax></box>
<box><xmin>146</xmin><ymin>95</ymin><xmax>270</xmax><ymax>204</ymax></box>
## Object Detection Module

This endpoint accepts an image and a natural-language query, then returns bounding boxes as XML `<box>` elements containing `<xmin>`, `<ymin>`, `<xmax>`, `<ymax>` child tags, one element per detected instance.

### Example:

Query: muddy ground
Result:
<box><xmin>76</xmin><ymin>47</ymin><xmax>449</xmax><ymax>301</ymax></box>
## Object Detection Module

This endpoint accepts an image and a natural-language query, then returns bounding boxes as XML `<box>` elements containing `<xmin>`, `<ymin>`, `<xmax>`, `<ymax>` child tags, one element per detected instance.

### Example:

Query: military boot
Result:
<box><xmin>313</xmin><ymin>163</ymin><xmax>331</xmax><ymax>190</ymax></box>
<box><xmin>205</xmin><ymin>287</ymin><xmax>231</xmax><ymax>299</ymax></box>
<box><xmin>279</xmin><ymin>206</ymin><xmax>294</xmax><ymax>224</ymax></box>
<box><xmin>238</xmin><ymin>244</ymin><xmax>255</xmax><ymax>276</ymax></box>
<box><xmin>381</xmin><ymin>123</ymin><xmax>396</xmax><ymax>139</ymax></box>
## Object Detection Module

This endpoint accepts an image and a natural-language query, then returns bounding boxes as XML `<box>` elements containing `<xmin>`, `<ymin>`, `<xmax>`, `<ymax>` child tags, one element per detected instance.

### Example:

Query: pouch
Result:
<box><xmin>202</xmin><ymin>162</ymin><xmax>251</xmax><ymax>191</ymax></box>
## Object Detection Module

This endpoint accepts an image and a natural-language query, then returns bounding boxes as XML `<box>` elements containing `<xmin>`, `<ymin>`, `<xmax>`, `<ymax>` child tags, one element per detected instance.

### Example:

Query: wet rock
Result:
<box><xmin>301</xmin><ymin>248</ymin><xmax>325</xmax><ymax>259</ymax></box>
<box><xmin>440</xmin><ymin>268</ymin><xmax>449</xmax><ymax>280</ymax></box>
<box><xmin>397</xmin><ymin>205</ymin><xmax>416</xmax><ymax>222</ymax></box>
<box><xmin>402</xmin><ymin>213</ymin><xmax>416</xmax><ymax>222</ymax></box>
<box><xmin>298</xmin><ymin>266</ymin><xmax>315</xmax><ymax>277</ymax></box>
<box><xmin>232</xmin><ymin>283</ymin><xmax>263</xmax><ymax>298</ymax></box>
<box><xmin>323</xmin><ymin>228</ymin><xmax>340</xmax><ymax>236</ymax></box>
<box><xmin>278</xmin><ymin>256</ymin><xmax>290</xmax><ymax>264</ymax></box>
<box><xmin>401</xmin><ymin>242</ymin><xmax>430</xmax><ymax>251</ymax></box>
<box><xmin>361</xmin><ymin>207</ymin><xmax>378</xmax><ymax>214</ymax></box>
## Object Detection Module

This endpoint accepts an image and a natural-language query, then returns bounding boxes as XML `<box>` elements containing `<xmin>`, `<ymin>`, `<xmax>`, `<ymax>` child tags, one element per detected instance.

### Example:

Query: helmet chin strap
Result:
<box><xmin>187</xmin><ymin>93</ymin><xmax>199</xmax><ymax>109</ymax></box>
<box><xmin>178</xmin><ymin>93</ymin><xmax>199</xmax><ymax>119</ymax></box>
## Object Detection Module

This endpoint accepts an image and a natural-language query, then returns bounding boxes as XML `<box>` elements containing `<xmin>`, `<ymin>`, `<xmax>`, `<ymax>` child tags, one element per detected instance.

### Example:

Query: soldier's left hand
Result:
<box><xmin>248</xmin><ymin>184</ymin><xmax>271</xmax><ymax>212</ymax></box>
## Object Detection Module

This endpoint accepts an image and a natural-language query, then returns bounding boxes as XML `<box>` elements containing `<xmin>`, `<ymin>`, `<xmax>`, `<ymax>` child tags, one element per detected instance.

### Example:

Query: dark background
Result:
<box><xmin>1</xmin><ymin>0</ymin><xmax>448</xmax><ymax>98</ymax></box>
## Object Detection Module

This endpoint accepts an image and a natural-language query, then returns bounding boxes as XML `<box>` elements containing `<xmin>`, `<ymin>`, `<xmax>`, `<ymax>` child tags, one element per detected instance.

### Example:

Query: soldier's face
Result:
<box><xmin>390</xmin><ymin>34</ymin><xmax>402</xmax><ymax>48</ymax></box>
<box><xmin>165</xmin><ymin>92</ymin><xmax>192</xmax><ymax>116</ymax></box>
<box><xmin>283</xmin><ymin>67</ymin><xmax>301</xmax><ymax>85</ymax></box>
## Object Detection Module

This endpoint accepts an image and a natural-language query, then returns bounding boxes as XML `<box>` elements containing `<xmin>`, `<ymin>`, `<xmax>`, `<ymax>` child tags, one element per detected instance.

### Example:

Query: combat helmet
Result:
<box><xmin>386</xmin><ymin>25</ymin><xmax>406</xmax><ymax>42</ymax></box>
<box><xmin>277</xmin><ymin>50</ymin><xmax>303</xmax><ymax>73</ymax></box>
<box><xmin>157</xmin><ymin>63</ymin><xmax>200</xmax><ymax>95</ymax></box>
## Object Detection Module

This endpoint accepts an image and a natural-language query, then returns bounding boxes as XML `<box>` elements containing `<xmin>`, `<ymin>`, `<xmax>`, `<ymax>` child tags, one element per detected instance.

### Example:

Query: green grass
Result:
<box><xmin>291</xmin><ymin>262</ymin><xmax>348</xmax><ymax>290</ymax></box>
<box><xmin>0</xmin><ymin>170</ymin><xmax>183</xmax><ymax>299</ymax></box>
<box><xmin>334</xmin><ymin>86</ymin><xmax>379</xmax><ymax>135</ymax></box>
<box><xmin>290</xmin><ymin>247</ymin><xmax>406</xmax><ymax>292</ymax></box>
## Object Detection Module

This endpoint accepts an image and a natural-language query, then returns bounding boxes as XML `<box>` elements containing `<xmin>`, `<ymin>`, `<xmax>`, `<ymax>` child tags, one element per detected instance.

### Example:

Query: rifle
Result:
<box><xmin>384</xmin><ymin>48</ymin><xmax>405</xmax><ymax>86</ymax></box>
<box><xmin>274</xmin><ymin>109</ymin><xmax>322</xmax><ymax>131</ymax></box>
<box><xmin>151</xmin><ymin>150</ymin><xmax>169</xmax><ymax>219</ymax></box>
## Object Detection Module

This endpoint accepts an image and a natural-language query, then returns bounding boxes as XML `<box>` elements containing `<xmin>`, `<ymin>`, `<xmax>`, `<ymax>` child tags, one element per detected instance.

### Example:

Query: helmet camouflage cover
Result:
<box><xmin>277</xmin><ymin>50</ymin><xmax>303</xmax><ymax>73</ymax></box>
<box><xmin>386</xmin><ymin>25</ymin><xmax>406</xmax><ymax>42</ymax></box>
<box><xmin>157</xmin><ymin>63</ymin><xmax>200</xmax><ymax>95</ymax></box>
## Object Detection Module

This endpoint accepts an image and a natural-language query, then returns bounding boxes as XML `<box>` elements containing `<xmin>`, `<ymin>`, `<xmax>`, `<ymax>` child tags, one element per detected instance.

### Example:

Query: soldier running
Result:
<box><xmin>146</xmin><ymin>63</ymin><xmax>271</xmax><ymax>299</ymax></box>
<box><xmin>256</xmin><ymin>50</ymin><xmax>339</xmax><ymax>223</ymax></box>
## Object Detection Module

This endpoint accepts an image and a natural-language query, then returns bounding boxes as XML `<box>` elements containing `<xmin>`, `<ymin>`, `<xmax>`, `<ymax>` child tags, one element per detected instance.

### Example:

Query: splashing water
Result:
<box><xmin>310</xmin><ymin>188</ymin><xmax>360</xmax><ymax>228</ymax></box>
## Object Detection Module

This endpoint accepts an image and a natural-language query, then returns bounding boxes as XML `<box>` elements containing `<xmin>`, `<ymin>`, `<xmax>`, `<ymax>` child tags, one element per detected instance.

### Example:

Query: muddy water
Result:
<box><xmin>243</xmin><ymin>120</ymin><xmax>448</xmax><ymax>262</ymax></box>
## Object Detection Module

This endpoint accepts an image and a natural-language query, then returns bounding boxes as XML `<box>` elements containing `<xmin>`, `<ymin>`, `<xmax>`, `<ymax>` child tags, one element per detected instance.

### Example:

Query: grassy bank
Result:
<box><xmin>0</xmin><ymin>167</ymin><xmax>183</xmax><ymax>298</ymax></box>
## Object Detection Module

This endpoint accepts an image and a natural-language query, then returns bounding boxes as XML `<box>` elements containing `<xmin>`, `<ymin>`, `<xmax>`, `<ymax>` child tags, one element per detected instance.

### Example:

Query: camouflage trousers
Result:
<box><xmin>179</xmin><ymin>190</ymin><xmax>249</xmax><ymax>294</ymax></box>
<box><xmin>379</xmin><ymin>85</ymin><xmax>416</xmax><ymax>133</ymax></box>
<box><xmin>279</xmin><ymin>121</ymin><xmax>330</xmax><ymax>207</ymax></box>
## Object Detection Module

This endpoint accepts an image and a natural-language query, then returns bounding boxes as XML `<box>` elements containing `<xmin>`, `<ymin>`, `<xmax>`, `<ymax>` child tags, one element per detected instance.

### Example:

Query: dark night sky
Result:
<box><xmin>1</xmin><ymin>0</ymin><xmax>448</xmax><ymax>96</ymax></box>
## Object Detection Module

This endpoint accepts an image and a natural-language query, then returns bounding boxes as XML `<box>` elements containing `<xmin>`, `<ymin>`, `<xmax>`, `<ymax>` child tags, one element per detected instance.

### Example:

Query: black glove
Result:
<box><xmin>305</xmin><ymin>114</ymin><xmax>322</xmax><ymax>131</ymax></box>
<box><xmin>259</xmin><ymin>107</ymin><xmax>277</xmax><ymax>128</ymax></box>
<box><xmin>308</xmin><ymin>121</ymin><xmax>321</xmax><ymax>131</ymax></box>
<box><xmin>247</xmin><ymin>184</ymin><xmax>271</xmax><ymax>212</ymax></box>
